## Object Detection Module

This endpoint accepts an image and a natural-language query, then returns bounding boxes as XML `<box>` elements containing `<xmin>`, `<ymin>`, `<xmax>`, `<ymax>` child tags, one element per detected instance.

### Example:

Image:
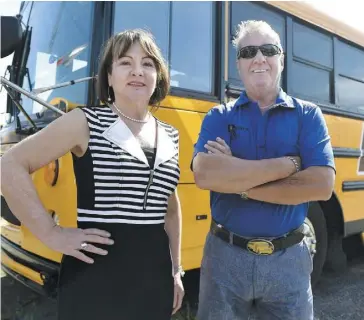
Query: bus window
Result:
<box><xmin>336</xmin><ymin>40</ymin><xmax>364</xmax><ymax>115</ymax></box>
<box><xmin>113</xmin><ymin>1</ymin><xmax>214</xmax><ymax>95</ymax></box>
<box><xmin>293</xmin><ymin>22</ymin><xmax>333</xmax><ymax>68</ymax></box>
<box><xmin>291</xmin><ymin>61</ymin><xmax>331</xmax><ymax>103</ymax></box>
<box><xmin>113</xmin><ymin>2</ymin><xmax>170</xmax><ymax>60</ymax></box>
<box><xmin>337</xmin><ymin>77</ymin><xmax>364</xmax><ymax>114</ymax></box>
<box><xmin>169</xmin><ymin>2</ymin><xmax>214</xmax><ymax>93</ymax></box>
<box><xmin>19</xmin><ymin>1</ymin><xmax>93</xmax><ymax>122</ymax></box>
<box><xmin>336</xmin><ymin>40</ymin><xmax>364</xmax><ymax>81</ymax></box>
<box><xmin>290</xmin><ymin>22</ymin><xmax>333</xmax><ymax>104</ymax></box>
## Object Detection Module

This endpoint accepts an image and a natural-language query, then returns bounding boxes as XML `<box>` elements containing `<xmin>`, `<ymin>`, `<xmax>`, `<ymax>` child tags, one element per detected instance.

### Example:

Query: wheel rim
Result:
<box><xmin>304</xmin><ymin>217</ymin><xmax>317</xmax><ymax>256</ymax></box>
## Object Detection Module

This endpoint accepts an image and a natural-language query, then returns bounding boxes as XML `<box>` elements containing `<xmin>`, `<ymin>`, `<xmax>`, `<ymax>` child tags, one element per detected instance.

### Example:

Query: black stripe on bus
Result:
<box><xmin>319</xmin><ymin>105</ymin><xmax>364</xmax><ymax>121</ymax></box>
<box><xmin>333</xmin><ymin>148</ymin><xmax>362</xmax><ymax>158</ymax></box>
<box><xmin>342</xmin><ymin>181</ymin><xmax>364</xmax><ymax>192</ymax></box>
<box><xmin>345</xmin><ymin>218</ymin><xmax>364</xmax><ymax>237</ymax></box>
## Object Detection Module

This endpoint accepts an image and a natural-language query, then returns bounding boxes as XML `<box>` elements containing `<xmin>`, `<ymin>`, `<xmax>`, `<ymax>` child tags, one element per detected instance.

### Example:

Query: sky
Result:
<box><xmin>0</xmin><ymin>0</ymin><xmax>363</xmax><ymax>118</ymax></box>
<box><xmin>304</xmin><ymin>0</ymin><xmax>364</xmax><ymax>32</ymax></box>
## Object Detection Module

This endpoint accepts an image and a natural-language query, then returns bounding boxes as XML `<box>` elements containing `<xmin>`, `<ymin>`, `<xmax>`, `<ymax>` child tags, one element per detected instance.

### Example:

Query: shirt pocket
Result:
<box><xmin>266</xmin><ymin>123</ymin><xmax>299</xmax><ymax>158</ymax></box>
<box><xmin>228</xmin><ymin>124</ymin><xmax>253</xmax><ymax>159</ymax></box>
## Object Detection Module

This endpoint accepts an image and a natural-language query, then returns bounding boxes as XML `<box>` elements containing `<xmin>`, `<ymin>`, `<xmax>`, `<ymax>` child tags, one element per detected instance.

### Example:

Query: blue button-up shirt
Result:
<box><xmin>192</xmin><ymin>89</ymin><xmax>335</xmax><ymax>237</ymax></box>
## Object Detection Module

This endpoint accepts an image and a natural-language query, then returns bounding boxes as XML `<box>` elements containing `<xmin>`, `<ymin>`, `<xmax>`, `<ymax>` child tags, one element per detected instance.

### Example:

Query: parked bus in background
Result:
<box><xmin>1</xmin><ymin>1</ymin><xmax>363</xmax><ymax>314</ymax></box>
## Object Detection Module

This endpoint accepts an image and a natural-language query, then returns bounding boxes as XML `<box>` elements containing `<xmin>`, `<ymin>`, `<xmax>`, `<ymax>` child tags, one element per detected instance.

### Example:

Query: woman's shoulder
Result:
<box><xmin>156</xmin><ymin>117</ymin><xmax>179</xmax><ymax>135</ymax></box>
<box><xmin>78</xmin><ymin>104</ymin><xmax>112</xmax><ymax>113</ymax></box>
<box><xmin>77</xmin><ymin>104</ymin><xmax>117</xmax><ymax>119</ymax></box>
<box><xmin>156</xmin><ymin>118</ymin><xmax>179</xmax><ymax>150</ymax></box>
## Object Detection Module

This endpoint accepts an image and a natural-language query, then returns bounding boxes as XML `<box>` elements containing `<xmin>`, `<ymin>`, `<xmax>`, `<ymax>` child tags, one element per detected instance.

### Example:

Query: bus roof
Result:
<box><xmin>267</xmin><ymin>1</ymin><xmax>364</xmax><ymax>48</ymax></box>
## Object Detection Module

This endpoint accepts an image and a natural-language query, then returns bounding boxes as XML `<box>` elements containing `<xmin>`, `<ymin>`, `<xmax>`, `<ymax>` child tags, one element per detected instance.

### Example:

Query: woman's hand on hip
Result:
<box><xmin>42</xmin><ymin>226</ymin><xmax>114</xmax><ymax>264</ymax></box>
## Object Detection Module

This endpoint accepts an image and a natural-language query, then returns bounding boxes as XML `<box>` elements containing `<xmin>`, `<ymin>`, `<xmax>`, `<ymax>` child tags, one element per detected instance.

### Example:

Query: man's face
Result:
<box><xmin>236</xmin><ymin>32</ymin><xmax>284</xmax><ymax>95</ymax></box>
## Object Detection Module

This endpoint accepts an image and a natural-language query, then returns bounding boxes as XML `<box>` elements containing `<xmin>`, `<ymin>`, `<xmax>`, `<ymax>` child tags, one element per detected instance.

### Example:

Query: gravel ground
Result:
<box><xmin>310</xmin><ymin>253</ymin><xmax>364</xmax><ymax>320</ymax></box>
<box><xmin>2</xmin><ymin>250</ymin><xmax>364</xmax><ymax>320</ymax></box>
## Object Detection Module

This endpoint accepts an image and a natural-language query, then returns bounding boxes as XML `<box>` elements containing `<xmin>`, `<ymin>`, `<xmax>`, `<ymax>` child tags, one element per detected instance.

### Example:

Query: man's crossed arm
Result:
<box><xmin>192</xmin><ymin>138</ymin><xmax>335</xmax><ymax>205</ymax></box>
<box><xmin>192</xmin><ymin>150</ymin><xmax>299</xmax><ymax>194</ymax></box>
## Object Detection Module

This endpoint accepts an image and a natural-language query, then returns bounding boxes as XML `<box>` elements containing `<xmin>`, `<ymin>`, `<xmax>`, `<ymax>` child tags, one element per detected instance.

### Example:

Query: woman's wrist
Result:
<box><xmin>173</xmin><ymin>265</ymin><xmax>185</xmax><ymax>277</ymax></box>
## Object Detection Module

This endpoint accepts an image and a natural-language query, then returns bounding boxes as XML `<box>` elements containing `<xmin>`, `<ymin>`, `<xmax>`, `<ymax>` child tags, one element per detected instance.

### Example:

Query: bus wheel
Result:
<box><xmin>305</xmin><ymin>202</ymin><xmax>328</xmax><ymax>287</ymax></box>
<box><xmin>325</xmin><ymin>231</ymin><xmax>347</xmax><ymax>273</ymax></box>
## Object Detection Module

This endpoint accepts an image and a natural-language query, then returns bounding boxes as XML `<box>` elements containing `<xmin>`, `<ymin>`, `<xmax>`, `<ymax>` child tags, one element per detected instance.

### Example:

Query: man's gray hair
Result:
<box><xmin>232</xmin><ymin>20</ymin><xmax>282</xmax><ymax>51</ymax></box>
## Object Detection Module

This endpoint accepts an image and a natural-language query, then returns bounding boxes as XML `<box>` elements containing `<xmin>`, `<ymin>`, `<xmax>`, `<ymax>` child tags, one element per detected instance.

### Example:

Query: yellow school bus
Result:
<box><xmin>1</xmin><ymin>0</ymin><xmax>363</xmax><ymax>307</ymax></box>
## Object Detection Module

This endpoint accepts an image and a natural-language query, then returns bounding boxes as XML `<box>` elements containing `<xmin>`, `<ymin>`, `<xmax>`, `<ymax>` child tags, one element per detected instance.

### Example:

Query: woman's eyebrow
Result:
<box><xmin>119</xmin><ymin>55</ymin><xmax>152</xmax><ymax>59</ymax></box>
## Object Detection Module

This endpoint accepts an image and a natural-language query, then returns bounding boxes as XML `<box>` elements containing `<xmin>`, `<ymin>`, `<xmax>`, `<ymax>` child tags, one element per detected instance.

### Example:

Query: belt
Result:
<box><xmin>210</xmin><ymin>220</ymin><xmax>305</xmax><ymax>255</ymax></box>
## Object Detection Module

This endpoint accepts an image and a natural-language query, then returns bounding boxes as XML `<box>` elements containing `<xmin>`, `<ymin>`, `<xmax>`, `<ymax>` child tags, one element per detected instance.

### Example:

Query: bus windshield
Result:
<box><xmin>17</xmin><ymin>1</ymin><xmax>93</xmax><ymax>123</ymax></box>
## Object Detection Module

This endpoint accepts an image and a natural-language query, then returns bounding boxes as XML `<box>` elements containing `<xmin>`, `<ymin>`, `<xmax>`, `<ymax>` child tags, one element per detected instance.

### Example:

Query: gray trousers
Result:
<box><xmin>197</xmin><ymin>232</ymin><xmax>314</xmax><ymax>320</ymax></box>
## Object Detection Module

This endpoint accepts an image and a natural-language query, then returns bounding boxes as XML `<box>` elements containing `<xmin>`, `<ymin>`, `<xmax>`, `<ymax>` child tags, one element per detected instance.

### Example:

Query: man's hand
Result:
<box><xmin>205</xmin><ymin>137</ymin><xmax>232</xmax><ymax>156</ymax></box>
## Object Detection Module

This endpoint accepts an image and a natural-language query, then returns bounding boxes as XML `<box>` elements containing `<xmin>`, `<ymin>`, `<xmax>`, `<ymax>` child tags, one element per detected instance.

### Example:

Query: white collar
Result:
<box><xmin>102</xmin><ymin>117</ymin><xmax>177</xmax><ymax>168</ymax></box>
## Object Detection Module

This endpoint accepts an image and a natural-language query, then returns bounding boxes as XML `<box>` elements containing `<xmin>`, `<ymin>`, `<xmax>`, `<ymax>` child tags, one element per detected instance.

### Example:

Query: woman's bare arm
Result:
<box><xmin>164</xmin><ymin>189</ymin><xmax>182</xmax><ymax>275</ymax></box>
<box><xmin>1</xmin><ymin>108</ymin><xmax>113</xmax><ymax>263</ymax></box>
<box><xmin>164</xmin><ymin>188</ymin><xmax>185</xmax><ymax>314</ymax></box>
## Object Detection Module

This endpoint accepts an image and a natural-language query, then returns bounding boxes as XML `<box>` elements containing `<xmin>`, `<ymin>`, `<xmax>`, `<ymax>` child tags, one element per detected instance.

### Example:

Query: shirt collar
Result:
<box><xmin>235</xmin><ymin>88</ymin><xmax>295</xmax><ymax>109</ymax></box>
<box><xmin>102</xmin><ymin>112</ymin><xmax>178</xmax><ymax>168</ymax></box>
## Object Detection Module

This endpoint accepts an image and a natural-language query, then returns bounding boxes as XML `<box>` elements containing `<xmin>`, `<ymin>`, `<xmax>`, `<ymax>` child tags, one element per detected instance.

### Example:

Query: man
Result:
<box><xmin>191</xmin><ymin>20</ymin><xmax>336</xmax><ymax>320</ymax></box>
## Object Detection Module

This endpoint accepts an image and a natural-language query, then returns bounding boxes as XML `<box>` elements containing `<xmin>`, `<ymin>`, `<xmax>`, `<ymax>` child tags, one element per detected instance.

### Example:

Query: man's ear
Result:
<box><xmin>280</xmin><ymin>53</ymin><xmax>285</xmax><ymax>72</ymax></box>
<box><xmin>236</xmin><ymin>60</ymin><xmax>241</xmax><ymax>76</ymax></box>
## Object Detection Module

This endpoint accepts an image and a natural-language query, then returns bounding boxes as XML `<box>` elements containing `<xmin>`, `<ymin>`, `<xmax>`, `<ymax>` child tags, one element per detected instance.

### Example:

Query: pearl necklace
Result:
<box><xmin>112</xmin><ymin>102</ymin><xmax>150</xmax><ymax>123</ymax></box>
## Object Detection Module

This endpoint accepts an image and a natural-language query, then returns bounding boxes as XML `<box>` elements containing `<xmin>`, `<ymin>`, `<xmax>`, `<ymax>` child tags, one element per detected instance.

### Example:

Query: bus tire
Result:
<box><xmin>306</xmin><ymin>202</ymin><xmax>328</xmax><ymax>287</ymax></box>
<box><xmin>324</xmin><ymin>231</ymin><xmax>347</xmax><ymax>273</ymax></box>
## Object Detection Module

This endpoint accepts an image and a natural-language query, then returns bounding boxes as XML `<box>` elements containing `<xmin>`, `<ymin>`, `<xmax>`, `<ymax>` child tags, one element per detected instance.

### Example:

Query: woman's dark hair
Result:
<box><xmin>97</xmin><ymin>29</ymin><xmax>169</xmax><ymax>107</ymax></box>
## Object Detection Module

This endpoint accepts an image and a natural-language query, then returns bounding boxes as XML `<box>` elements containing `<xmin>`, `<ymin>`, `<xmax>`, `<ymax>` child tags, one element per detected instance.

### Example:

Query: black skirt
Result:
<box><xmin>57</xmin><ymin>222</ymin><xmax>174</xmax><ymax>320</ymax></box>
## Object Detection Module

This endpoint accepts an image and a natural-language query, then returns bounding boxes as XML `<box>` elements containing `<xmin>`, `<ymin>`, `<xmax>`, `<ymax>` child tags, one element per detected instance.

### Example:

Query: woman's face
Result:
<box><xmin>108</xmin><ymin>42</ymin><xmax>157</xmax><ymax>104</ymax></box>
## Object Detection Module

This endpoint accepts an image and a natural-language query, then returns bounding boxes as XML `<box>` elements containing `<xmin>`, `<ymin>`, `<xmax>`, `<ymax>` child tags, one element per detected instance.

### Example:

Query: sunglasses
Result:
<box><xmin>237</xmin><ymin>44</ymin><xmax>282</xmax><ymax>59</ymax></box>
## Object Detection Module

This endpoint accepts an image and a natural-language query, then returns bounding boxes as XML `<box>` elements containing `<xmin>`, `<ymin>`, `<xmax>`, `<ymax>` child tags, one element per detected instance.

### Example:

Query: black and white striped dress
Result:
<box><xmin>57</xmin><ymin>106</ymin><xmax>180</xmax><ymax>320</ymax></box>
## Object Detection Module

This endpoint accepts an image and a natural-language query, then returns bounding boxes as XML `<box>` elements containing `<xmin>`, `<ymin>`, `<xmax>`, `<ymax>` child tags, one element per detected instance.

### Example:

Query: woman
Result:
<box><xmin>1</xmin><ymin>29</ymin><xmax>184</xmax><ymax>319</ymax></box>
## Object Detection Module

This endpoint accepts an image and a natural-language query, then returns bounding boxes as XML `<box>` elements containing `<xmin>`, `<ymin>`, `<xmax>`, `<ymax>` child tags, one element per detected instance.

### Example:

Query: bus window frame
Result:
<box><xmin>333</xmin><ymin>37</ymin><xmax>364</xmax><ymax>116</ymax></box>
<box><xmin>283</xmin><ymin>7</ymin><xmax>364</xmax><ymax>120</ymax></box>
<box><xmin>87</xmin><ymin>1</ymin><xmax>111</xmax><ymax>106</ymax></box>
<box><xmin>288</xmin><ymin>19</ymin><xmax>334</xmax><ymax>104</ymax></box>
<box><xmin>358</xmin><ymin>123</ymin><xmax>364</xmax><ymax>176</ymax></box>
<box><xmin>285</xmin><ymin>15</ymin><xmax>335</xmax><ymax>105</ymax></box>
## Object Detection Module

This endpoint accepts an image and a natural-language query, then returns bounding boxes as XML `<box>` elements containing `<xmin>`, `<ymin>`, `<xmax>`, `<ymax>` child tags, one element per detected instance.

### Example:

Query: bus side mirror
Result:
<box><xmin>1</xmin><ymin>16</ymin><xmax>23</xmax><ymax>58</ymax></box>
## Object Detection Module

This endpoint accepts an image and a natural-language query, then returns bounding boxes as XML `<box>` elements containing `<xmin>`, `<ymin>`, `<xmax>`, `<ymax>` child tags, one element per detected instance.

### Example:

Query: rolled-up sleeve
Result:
<box><xmin>299</xmin><ymin>105</ymin><xmax>336</xmax><ymax>172</ymax></box>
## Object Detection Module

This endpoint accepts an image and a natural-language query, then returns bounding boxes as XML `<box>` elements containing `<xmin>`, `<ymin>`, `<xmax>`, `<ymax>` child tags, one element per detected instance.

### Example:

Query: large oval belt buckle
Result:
<box><xmin>247</xmin><ymin>239</ymin><xmax>275</xmax><ymax>255</ymax></box>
